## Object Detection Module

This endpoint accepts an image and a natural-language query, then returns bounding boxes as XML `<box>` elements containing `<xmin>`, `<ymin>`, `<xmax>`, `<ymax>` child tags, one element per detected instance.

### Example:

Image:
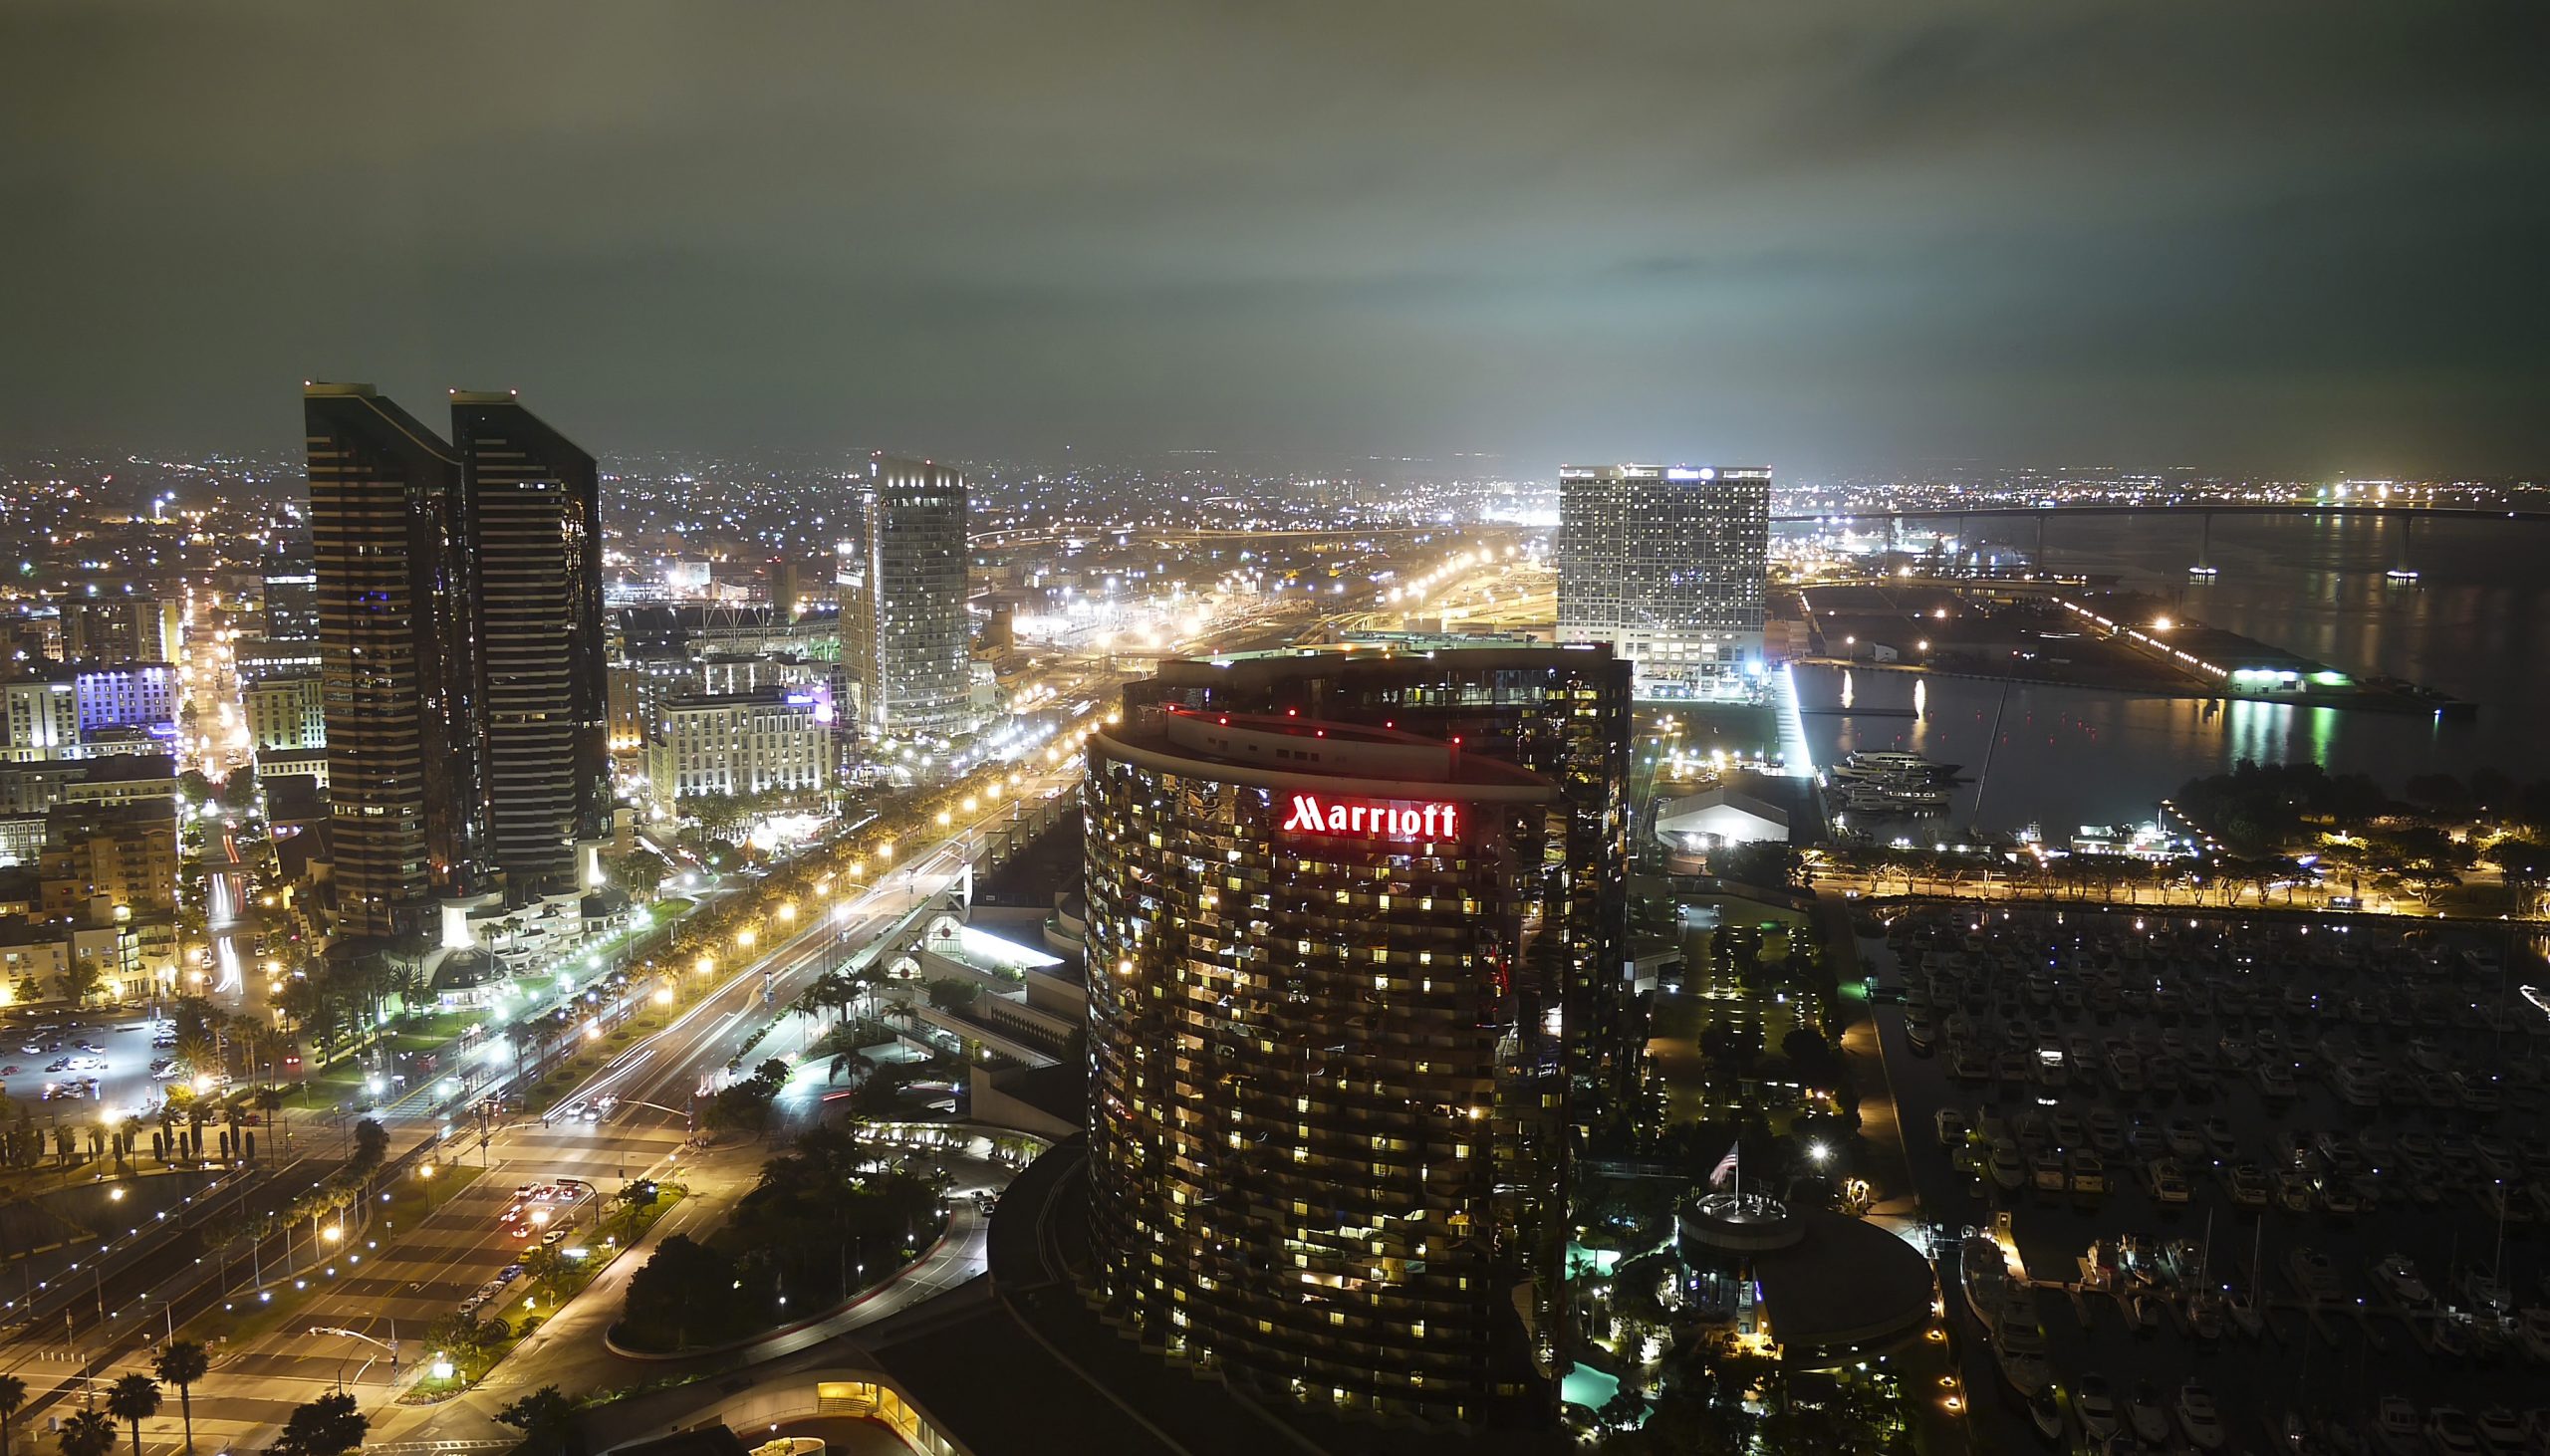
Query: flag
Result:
<box><xmin>1709</xmin><ymin>1141</ymin><xmax>1740</xmax><ymax>1190</ymax></box>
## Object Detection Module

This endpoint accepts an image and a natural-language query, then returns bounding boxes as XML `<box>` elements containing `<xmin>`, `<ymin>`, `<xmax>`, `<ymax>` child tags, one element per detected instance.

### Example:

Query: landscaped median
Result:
<box><xmin>398</xmin><ymin>1181</ymin><xmax>687</xmax><ymax>1403</ymax></box>
<box><xmin>602</xmin><ymin>1123</ymin><xmax>952</xmax><ymax>1356</ymax></box>
<box><xmin>186</xmin><ymin>1162</ymin><xmax>485</xmax><ymax>1347</ymax></box>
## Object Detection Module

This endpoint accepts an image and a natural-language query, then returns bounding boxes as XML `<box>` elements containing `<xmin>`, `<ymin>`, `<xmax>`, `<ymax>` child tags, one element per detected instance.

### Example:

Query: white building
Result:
<box><xmin>1558</xmin><ymin>463</ymin><xmax>1771</xmax><ymax>700</ymax></box>
<box><xmin>1654</xmin><ymin>786</ymin><xmax>1790</xmax><ymax>849</ymax></box>
<box><xmin>0</xmin><ymin>680</ymin><xmax>81</xmax><ymax>762</ymax></box>
<box><xmin>644</xmin><ymin>686</ymin><xmax>831</xmax><ymax>810</ymax></box>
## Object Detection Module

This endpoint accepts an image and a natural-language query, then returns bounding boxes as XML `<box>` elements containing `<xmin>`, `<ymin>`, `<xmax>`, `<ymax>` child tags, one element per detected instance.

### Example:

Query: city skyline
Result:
<box><xmin>5</xmin><ymin>3</ymin><xmax>2546</xmax><ymax>475</ymax></box>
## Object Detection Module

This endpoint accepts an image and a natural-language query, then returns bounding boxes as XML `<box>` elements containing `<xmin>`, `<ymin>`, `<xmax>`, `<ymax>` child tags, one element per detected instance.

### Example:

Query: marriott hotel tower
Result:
<box><xmin>1083</xmin><ymin>645</ymin><xmax>1630</xmax><ymax>1427</ymax></box>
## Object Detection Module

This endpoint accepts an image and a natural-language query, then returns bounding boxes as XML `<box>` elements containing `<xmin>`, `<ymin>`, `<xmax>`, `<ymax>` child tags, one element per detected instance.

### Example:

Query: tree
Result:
<box><xmin>0</xmin><ymin>1372</ymin><xmax>26</xmax><ymax>1456</ymax></box>
<box><xmin>55</xmin><ymin>1411</ymin><xmax>117</xmax><ymax>1456</ymax></box>
<box><xmin>519</xmin><ymin>1243</ymin><xmax>577</xmax><ymax>1300</ymax></box>
<box><xmin>53</xmin><ymin>958</ymin><xmax>103</xmax><ymax>1008</ymax></box>
<box><xmin>104</xmin><ymin>1375</ymin><xmax>158</xmax><ymax>1456</ymax></box>
<box><xmin>150</xmin><ymin>1342</ymin><xmax>209</xmax><ymax>1456</ymax></box>
<box><xmin>351</xmin><ymin>1117</ymin><xmax>388</xmax><ymax>1170</ymax></box>
<box><xmin>495</xmin><ymin>1386</ymin><xmax>582</xmax><ymax>1456</ymax></box>
<box><xmin>270</xmin><ymin>1392</ymin><xmax>366</xmax><ymax>1456</ymax></box>
<box><xmin>621</xmin><ymin>1234</ymin><xmax>739</xmax><ymax>1349</ymax></box>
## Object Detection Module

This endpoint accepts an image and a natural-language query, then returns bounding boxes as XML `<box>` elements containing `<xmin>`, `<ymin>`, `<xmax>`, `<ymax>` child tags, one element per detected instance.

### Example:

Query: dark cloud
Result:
<box><xmin>1</xmin><ymin>0</ymin><xmax>2544</xmax><ymax>476</ymax></box>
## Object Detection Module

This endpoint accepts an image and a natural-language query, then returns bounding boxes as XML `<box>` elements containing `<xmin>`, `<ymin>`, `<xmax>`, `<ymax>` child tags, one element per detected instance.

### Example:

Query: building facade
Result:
<box><xmin>40</xmin><ymin>801</ymin><xmax>179</xmax><ymax>916</ymax></box>
<box><xmin>853</xmin><ymin>456</ymin><xmax>971</xmax><ymax>738</ymax></box>
<box><xmin>1557</xmin><ymin>463</ymin><xmax>1771</xmax><ymax>700</ymax></box>
<box><xmin>73</xmin><ymin>664</ymin><xmax>178</xmax><ymax>737</ymax></box>
<box><xmin>1127</xmin><ymin>643</ymin><xmax>1639</xmax><ymax>1106</ymax></box>
<box><xmin>261</xmin><ymin>571</ymin><xmax>320</xmax><ymax>640</ymax></box>
<box><xmin>307</xmin><ymin>383</ymin><xmax>482</xmax><ymax>938</ymax></box>
<box><xmin>1083</xmin><ymin>701</ymin><xmax>1575</xmax><ymax>1427</ymax></box>
<box><xmin>0</xmin><ymin>680</ymin><xmax>82</xmax><ymax>762</ymax></box>
<box><xmin>59</xmin><ymin>596</ymin><xmax>179</xmax><ymax>665</ymax></box>
<box><xmin>244</xmin><ymin>670</ymin><xmax>327</xmax><ymax>752</ymax></box>
<box><xmin>452</xmin><ymin>392</ymin><xmax>611</xmax><ymax>899</ymax></box>
<box><xmin>643</xmin><ymin>686</ymin><xmax>831</xmax><ymax>807</ymax></box>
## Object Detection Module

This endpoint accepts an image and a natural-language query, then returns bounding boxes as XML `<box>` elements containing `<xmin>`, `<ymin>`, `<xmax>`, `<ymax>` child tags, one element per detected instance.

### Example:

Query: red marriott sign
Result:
<box><xmin>1280</xmin><ymin>794</ymin><xmax>1460</xmax><ymax>841</ymax></box>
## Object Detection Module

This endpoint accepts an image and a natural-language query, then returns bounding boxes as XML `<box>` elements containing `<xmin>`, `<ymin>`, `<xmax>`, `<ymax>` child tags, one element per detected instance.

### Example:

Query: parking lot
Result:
<box><xmin>2</xmin><ymin>1006</ymin><xmax>187</xmax><ymax>1127</ymax></box>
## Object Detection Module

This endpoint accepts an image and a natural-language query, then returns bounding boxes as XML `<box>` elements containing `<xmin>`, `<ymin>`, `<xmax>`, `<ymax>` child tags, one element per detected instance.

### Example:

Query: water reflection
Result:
<box><xmin>1787</xmin><ymin>512</ymin><xmax>2550</xmax><ymax>835</ymax></box>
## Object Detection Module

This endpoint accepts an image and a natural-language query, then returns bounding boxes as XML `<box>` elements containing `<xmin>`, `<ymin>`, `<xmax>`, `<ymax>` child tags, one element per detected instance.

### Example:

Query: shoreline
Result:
<box><xmin>1792</xmin><ymin>656</ymin><xmax>2476</xmax><ymax>719</ymax></box>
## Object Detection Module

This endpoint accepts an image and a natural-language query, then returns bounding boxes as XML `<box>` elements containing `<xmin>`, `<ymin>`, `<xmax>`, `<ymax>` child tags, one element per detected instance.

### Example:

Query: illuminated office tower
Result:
<box><xmin>851</xmin><ymin>455</ymin><xmax>970</xmax><ymax>738</ymax></box>
<box><xmin>1558</xmin><ymin>463</ymin><xmax>1771</xmax><ymax>699</ymax></box>
<box><xmin>305</xmin><ymin>383</ymin><xmax>481</xmax><ymax>937</ymax></box>
<box><xmin>1084</xmin><ymin>690</ymin><xmax>1584</xmax><ymax>1427</ymax></box>
<box><xmin>451</xmin><ymin>392</ymin><xmax>610</xmax><ymax>898</ymax></box>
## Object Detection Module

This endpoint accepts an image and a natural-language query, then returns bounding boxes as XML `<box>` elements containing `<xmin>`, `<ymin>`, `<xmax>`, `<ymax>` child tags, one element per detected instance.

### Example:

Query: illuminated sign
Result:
<box><xmin>1280</xmin><ymin>794</ymin><xmax>1459</xmax><ymax>841</ymax></box>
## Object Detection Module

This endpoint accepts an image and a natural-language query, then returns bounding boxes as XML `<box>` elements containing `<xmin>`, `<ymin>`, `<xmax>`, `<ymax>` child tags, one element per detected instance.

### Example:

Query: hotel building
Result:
<box><xmin>1083</xmin><ymin>695</ymin><xmax>1582</xmax><ymax>1426</ymax></box>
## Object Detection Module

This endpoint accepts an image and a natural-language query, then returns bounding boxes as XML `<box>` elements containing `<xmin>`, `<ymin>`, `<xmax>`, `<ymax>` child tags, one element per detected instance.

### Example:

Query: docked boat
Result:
<box><xmin>2069</xmin><ymin>1151</ymin><xmax>2107</xmax><ymax>1199</ymax></box>
<box><xmin>2371</xmin><ymin>1398</ymin><xmax>2421</xmax><ymax>1456</ymax></box>
<box><xmin>1836</xmin><ymin>750</ymin><xmax>1961</xmax><ymax>782</ymax></box>
<box><xmin>2287</xmin><ymin>1246</ymin><xmax>2341</xmax><ymax>1302</ymax></box>
<box><xmin>2177</xmin><ymin>1381</ymin><xmax>2227</xmax><ymax>1451</ymax></box>
<box><xmin>2516</xmin><ymin>1307</ymin><xmax>2550</xmax><ymax>1364</ymax></box>
<box><xmin>2074</xmin><ymin>1374</ymin><xmax>2123</xmax><ymax>1443</ymax></box>
<box><xmin>2472</xmin><ymin>1407</ymin><xmax>2527</xmax><ymax>1456</ymax></box>
<box><xmin>2224</xmin><ymin>1284</ymin><xmax>2264</xmax><ymax>1338</ymax></box>
<box><xmin>2128</xmin><ymin>1381</ymin><xmax>2172</xmax><ymax>1447</ymax></box>
<box><xmin>2226</xmin><ymin>1163</ymin><xmax>2269</xmax><ymax>1211</ymax></box>
<box><xmin>2025</xmin><ymin>1384</ymin><xmax>2064</xmax><ymax>1442</ymax></box>
<box><xmin>1988</xmin><ymin>1139</ymin><xmax>2027</xmax><ymax>1194</ymax></box>
<box><xmin>2371</xmin><ymin>1255</ymin><xmax>2431</xmax><ymax>1309</ymax></box>
<box><xmin>2275</xmin><ymin>1169</ymin><xmax>2315</xmax><ymax>1215</ymax></box>
<box><xmin>1961</xmin><ymin>1233</ymin><xmax>2013</xmax><ymax>1331</ymax></box>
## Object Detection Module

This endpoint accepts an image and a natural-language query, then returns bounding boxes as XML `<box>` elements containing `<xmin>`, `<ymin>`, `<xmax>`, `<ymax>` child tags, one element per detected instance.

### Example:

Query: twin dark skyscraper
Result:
<box><xmin>303</xmin><ymin>383</ymin><xmax>608</xmax><ymax>941</ymax></box>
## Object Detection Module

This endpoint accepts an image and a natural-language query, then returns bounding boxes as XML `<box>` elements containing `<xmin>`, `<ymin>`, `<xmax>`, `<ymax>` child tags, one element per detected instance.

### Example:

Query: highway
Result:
<box><xmin>0</xmin><ymin>765</ymin><xmax>1080</xmax><ymax>1456</ymax></box>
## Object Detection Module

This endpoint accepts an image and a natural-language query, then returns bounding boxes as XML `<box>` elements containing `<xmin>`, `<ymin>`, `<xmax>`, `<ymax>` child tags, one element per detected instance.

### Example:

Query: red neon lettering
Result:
<box><xmin>1278</xmin><ymin>794</ymin><xmax>1460</xmax><ymax>842</ymax></box>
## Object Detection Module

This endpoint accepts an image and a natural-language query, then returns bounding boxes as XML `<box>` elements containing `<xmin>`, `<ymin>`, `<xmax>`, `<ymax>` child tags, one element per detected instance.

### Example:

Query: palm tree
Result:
<box><xmin>105</xmin><ymin>1375</ymin><xmax>159</xmax><ymax>1456</ymax></box>
<box><xmin>1</xmin><ymin>1371</ymin><xmax>28</xmax><ymax>1456</ymax></box>
<box><xmin>56</xmin><ymin>1410</ymin><xmax>117</xmax><ymax>1456</ymax></box>
<box><xmin>151</xmin><ymin>1343</ymin><xmax>209</xmax><ymax>1456</ymax></box>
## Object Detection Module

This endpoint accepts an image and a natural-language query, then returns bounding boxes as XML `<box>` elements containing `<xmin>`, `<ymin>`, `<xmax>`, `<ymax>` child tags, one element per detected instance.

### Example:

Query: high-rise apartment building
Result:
<box><xmin>59</xmin><ymin>596</ymin><xmax>179</xmax><ymax>665</ymax></box>
<box><xmin>451</xmin><ymin>392</ymin><xmax>610</xmax><ymax>898</ymax></box>
<box><xmin>1084</xmin><ymin>698</ymin><xmax>1578</xmax><ymax>1426</ymax></box>
<box><xmin>306</xmin><ymin>383</ymin><xmax>482</xmax><ymax>939</ymax></box>
<box><xmin>261</xmin><ymin>572</ymin><xmax>320</xmax><ymax>640</ymax></box>
<box><xmin>1557</xmin><ymin>463</ymin><xmax>1771</xmax><ymax>700</ymax></box>
<box><xmin>1126</xmin><ymin>643</ymin><xmax>1639</xmax><ymax>1104</ymax></box>
<box><xmin>851</xmin><ymin>456</ymin><xmax>970</xmax><ymax>738</ymax></box>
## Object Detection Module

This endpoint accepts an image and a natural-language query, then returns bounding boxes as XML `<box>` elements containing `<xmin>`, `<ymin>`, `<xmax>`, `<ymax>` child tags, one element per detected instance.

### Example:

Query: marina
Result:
<box><xmin>1866</xmin><ymin>905</ymin><xmax>2550</xmax><ymax>1453</ymax></box>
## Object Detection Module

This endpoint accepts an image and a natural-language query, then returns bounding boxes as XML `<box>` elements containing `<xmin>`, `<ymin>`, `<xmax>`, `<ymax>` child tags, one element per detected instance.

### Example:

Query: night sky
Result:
<box><xmin>4</xmin><ymin>1</ymin><xmax>2545</xmax><ymax>476</ymax></box>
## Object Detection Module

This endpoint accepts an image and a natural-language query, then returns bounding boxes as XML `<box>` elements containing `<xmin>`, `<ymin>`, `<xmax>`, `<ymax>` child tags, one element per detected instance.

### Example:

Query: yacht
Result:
<box><xmin>2128</xmin><ymin>1381</ymin><xmax>2172</xmax><ymax>1447</ymax></box>
<box><xmin>1837</xmin><ymin>750</ymin><xmax>1961</xmax><ymax>781</ymax></box>
<box><xmin>1960</xmin><ymin>1233</ymin><xmax>2012</xmax><ymax>1331</ymax></box>
<box><xmin>2370</xmin><ymin>1255</ymin><xmax>2431</xmax><ymax>1309</ymax></box>
<box><xmin>2474</xmin><ymin>1407</ymin><xmax>2528</xmax><ymax>1456</ymax></box>
<box><xmin>2287</xmin><ymin>1246</ymin><xmax>2341</xmax><ymax>1302</ymax></box>
<box><xmin>2074</xmin><ymin>1374</ymin><xmax>2123</xmax><ymax>1443</ymax></box>
<box><xmin>1988</xmin><ymin>1139</ymin><xmax>2027</xmax><ymax>1194</ymax></box>
<box><xmin>2177</xmin><ymin>1381</ymin><xmax>2227</xmax><ymax>1451</ymax></box>
<box><xmin>2425</xmin><ymin>1407</ymin><xmax>2481</xmax><ymax>1456</ymax></box>
<box><xmin>2370</xmin><ymin>1398</ymin><xmax>2420</xmax><ymax>1456</ymax></box>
